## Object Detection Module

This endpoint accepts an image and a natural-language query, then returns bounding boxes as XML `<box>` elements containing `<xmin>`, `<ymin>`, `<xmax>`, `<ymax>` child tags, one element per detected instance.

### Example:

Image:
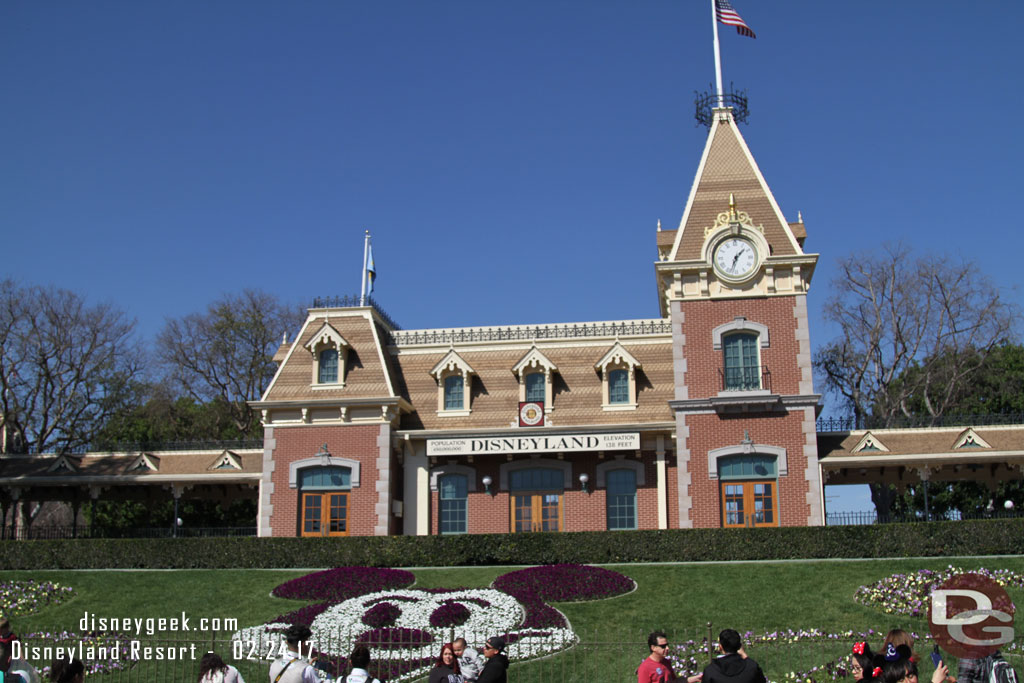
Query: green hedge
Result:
<box><xmin>1</xmin><ymin>519</ymin><xmax>1022</xmax><ymax>570</ymax></box>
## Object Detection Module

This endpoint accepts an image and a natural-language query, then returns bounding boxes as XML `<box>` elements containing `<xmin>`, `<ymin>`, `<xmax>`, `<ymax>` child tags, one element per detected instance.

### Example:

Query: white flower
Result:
<box><xmin>233</xmin><ymin>588</ymin><xmax>578</xmax><ymax>682</ymax></box>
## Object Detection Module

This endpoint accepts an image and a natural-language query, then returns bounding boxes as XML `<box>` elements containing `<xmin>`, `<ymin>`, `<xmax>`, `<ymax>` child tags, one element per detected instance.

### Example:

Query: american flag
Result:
<box><xmin>715</xmin><ymin>0</ymin><xmax>756</xmax><ymax>39</ymax></box>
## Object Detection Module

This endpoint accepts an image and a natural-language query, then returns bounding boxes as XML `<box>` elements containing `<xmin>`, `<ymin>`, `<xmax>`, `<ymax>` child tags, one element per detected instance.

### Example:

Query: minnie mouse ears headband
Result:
<box><xmin>873</xmin><ymin>667</ymin><xmax>884</xmax><ymax>678</ymax></box>
<box><xmin>853</xmin><ymin>642</ymin><xmax>866</xmax><ymax>656</ymax></box>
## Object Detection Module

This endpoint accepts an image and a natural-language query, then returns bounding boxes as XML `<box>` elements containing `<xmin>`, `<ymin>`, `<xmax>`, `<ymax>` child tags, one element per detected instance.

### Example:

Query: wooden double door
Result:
<box><xmin>301</xmin><ymin>492</ymin><xmax>349</xmax><ymax>537</ymax></box>
<box><xmin>511</xmin><ymin>492</ymin><xmax>563</xmax><ymax>533</ymax></box>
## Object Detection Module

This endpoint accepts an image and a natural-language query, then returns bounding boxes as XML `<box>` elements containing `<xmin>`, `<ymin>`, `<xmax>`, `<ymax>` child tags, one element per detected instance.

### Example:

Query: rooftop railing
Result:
<box><xmin>388</xmin><ymin>319</ymin><xmax>672</xmax><ymax>346</ymax></box>
<box><xmin>817</xmin><ymin>413</ymin><xmax>1024</xmax><ymax>432</ymax></box>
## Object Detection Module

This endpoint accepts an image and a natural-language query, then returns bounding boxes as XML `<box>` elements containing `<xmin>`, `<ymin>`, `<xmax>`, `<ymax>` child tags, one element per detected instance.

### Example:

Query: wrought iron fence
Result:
<box><xmin>816</xmin><ymin>413</ymin><xmax>1024</xmax><ymax>432</ymax></box>
<box><xmin>11</xmin><ymin>626</ymin><xmax>1022</xmax><ymax>683</ymax></box>
<box><xmin>0</xmin><ymin>526</ymin><xmax>257</xmax><ymax>541</ymax></box>
<box><xmin>826</xmin><ymin>510</ymin><xmax>1024</xmax><ymax>526</ymax></box>
<box><xmin>311</xmin><ymin>294</ymin><xmax>402</xmax><ymax>331</ymax></box>
<box><xmin>389</xmin><ymin>320</ymin><xmax>671</xmax><ymax>346</ymax></box>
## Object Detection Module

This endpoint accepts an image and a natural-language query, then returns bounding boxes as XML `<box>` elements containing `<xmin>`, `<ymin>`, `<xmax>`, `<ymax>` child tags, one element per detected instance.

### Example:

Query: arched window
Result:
<box><xmin>525</xmin><ymin>372</ymin><xmax>545</xmax><ymax>403</ymax></box>
<box><xmin>439</xmin><ymin>474</ymin><xmax>468</xmax><ymax>534</ymax></box>
<box><xmin>608</xmin><ymin>369</ymin><xmax>630</xmax><ymax>404</ymax></box>
<box><xmin>509</xmin><ymin>468</ymin><xmax>563</xmax><ymax>533</ymax></box>
<box><xmin>299</xmin><ymin>465</ymin><xmax>351</xmax><ymax>537</ymax></box>
<box><xmin>444</xmin><ymin>375</ymin><xmax>464</xmax><ymax>410</ymax></box>
<box><xmin>318</xmin><ymin>349</ymin><xmax>339</xmax><ymax>384</ymax></box>
<box><xmin>606</xmin><ymin>469</ymin><xmax>637</xmax><ymax>530</ymax></box>
<box><xmin>723</xmin><ymin>332</ymin><xmax>760</xmax><ymax>391</ymax></box>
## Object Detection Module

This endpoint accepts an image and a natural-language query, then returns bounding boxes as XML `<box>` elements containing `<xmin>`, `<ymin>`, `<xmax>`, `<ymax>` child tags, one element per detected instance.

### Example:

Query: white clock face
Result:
<box><xmin>714</xmin><ymin>238</ymin><xmax>757</xmax><ymax>279</ymax></box>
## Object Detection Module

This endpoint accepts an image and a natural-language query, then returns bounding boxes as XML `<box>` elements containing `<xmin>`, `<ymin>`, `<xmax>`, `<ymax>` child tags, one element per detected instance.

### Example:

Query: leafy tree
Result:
<box><xmin>94</xmin><ymin>387</ymin><xmax>253</xmax><ymax>448</ymax></box>
<box><xmin>889</xmin><ymin>344</ymin><xmax>1024</xmax><ymax>518</ymax></box>
<box><xmin>156</xmin><ymin>289</ymin><xmax>304</xmax><ymax>437</ymax></box>
<box><xmin>0</xmin><ymin>280</ymin><xmax>143</xmax><ymax>454</ymax></box>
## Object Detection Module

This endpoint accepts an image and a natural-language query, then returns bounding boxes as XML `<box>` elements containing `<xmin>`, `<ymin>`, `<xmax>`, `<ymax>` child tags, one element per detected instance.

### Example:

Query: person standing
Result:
<box><xmin>453</xmin><ymin>638</ymin><xmax>483</xmax><ymax>682</ymax></box>
<box><xmin>268</xmin><ymin>625</ymin><xmax>321</xmax><ymax>683</ymax></box>
<box><xmin>475</xmin><ymin>637</ymin><xmax>509</xmax><ymax>683</ymax></box>
<box><xmin>638</xmin><ymin>631</ymin><xmax>677</xmax><ymax>683</ymax></box>
<box><xmin>701</xmin><ymin>629</ymin><xmax>766</xmax><ymax>683</ymax></box>
<box><xmin>344</xmin><ymin>645</ymin><xmax>379</xmax><ymax>683</ymax></box>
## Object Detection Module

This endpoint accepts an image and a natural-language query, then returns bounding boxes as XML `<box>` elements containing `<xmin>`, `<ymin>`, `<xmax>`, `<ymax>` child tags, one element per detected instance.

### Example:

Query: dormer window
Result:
<box><xmin>431</xmin><ymin>350</ymin><xmax>475</xmax><ymax>417</ymax></box>
<box><xmin>595</xmin><ymin>342</ymin><xmax>641</xmax><ymax>410</ymax></box>
<box><xmin>305</xmin><ymin>323</ymin><xmax>349</xmax><ymax>387</ymax></box>
<box><xmin>513</xmin><ymin>347</ymin><xmax>558</xmax><ymax>412</ymax></box>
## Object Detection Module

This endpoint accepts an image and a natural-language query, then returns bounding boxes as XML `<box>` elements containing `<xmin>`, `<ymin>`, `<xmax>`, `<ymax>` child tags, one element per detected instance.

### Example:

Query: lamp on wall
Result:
<box><xmin>317</xmin><ymin>443</ymin><xmax>331</xmax><ymax>467</ymax></box>
<box><xmin>482</xmin><ymin>475</ymin><xmax>494</xmax><ymax>496</ymax></box>
<box><xmin>579</xmin><ymin>472</ymin><xmax>590</xmax><ymax>494</ymax></box>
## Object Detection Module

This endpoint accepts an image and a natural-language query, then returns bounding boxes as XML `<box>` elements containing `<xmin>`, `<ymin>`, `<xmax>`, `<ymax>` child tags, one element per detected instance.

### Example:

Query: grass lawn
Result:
<box><xmin>5</xmin><ymin>556</ymin><xmax>1024</xmax><ymax>682</ymax></box>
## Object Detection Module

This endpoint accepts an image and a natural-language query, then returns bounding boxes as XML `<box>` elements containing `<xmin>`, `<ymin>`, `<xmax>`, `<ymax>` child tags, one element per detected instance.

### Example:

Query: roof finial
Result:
<box><xmin>728</xmin><ymin>193</ymin><xmax>737</xmax><ymax>219</ymax></box>
<box><xmin>656</xmin><ymin>219</ymin><xmax>662</xmax><ymax>232</ymax></box>
<box><xmin>797</xmin><ymin>210</ymin><xmax>803</xmax><ymax>223</ymax></box>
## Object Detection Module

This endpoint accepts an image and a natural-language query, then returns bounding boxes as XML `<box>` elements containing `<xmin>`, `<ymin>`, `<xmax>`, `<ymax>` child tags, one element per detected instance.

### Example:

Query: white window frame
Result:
<box><xmin>431</xmin><ymin>350</ymin><xmax>475</xmax><ymax>417</ymax></box>
<box><xmin>305</xmin><ymin>323</ymin><xmax>350</xmax><ymax>388</ymax></box>
<box><xmin>595</xmin><ymin>342</ymin><xmax>641</xmax><ymax>411</ymax></box>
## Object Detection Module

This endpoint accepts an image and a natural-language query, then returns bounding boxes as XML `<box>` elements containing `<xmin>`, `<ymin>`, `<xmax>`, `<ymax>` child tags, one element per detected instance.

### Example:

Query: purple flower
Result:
<box><xmin>272</xmin><ymin>566</ymin><xmax>415</xmax><ymax>602</ymax></box>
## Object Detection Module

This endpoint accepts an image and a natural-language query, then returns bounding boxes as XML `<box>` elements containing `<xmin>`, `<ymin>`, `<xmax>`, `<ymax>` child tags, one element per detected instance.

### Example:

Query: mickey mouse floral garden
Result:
<box><xmin>3</xmin><ymin>558</ymin><xmax>1024</xmax><ymax>681</ymax></box>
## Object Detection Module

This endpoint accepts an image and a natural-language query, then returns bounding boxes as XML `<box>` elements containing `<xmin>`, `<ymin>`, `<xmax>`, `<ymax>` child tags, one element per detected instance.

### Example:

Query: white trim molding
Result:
<box><xmin>707</xmin><ymin>443</ymin><xmax>788</xmax><ymax>480</ymax></box>
<box><xmin>429</xmin><ymin>464</ymin><xmax>479</xmax><ymax>492</ymax></box>
<box><xmin>712</xmin><ymin>317</ymin><xmax>769</xmax><ymax>349</ymax></box>
<box><xmin>288</xmin><ymin>456</ymin><xmax>361</xmax><ymax>489</ymax></box>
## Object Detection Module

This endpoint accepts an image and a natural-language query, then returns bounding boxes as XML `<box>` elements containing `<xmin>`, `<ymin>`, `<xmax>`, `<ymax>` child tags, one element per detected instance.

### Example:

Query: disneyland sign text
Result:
<box><xmin>427</xmin><ymin>432</ymin><xmax>640</xmax><ymax>456</ymax></box>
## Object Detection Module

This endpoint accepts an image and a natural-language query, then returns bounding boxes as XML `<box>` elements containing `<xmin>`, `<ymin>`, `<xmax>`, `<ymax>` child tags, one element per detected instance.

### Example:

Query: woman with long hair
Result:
<box><xmin>197</xmin><ymin>652</ymin><xmax>245</xmax><ymax>683</ymax></box>
<box><xmin>428</xmin><ymin>643</ymin><xmax>465</xmax><ymax>683</ymax></box>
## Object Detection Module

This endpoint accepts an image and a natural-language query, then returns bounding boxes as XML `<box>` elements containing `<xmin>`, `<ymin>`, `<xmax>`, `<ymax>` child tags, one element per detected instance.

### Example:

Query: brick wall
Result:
<box><xmin>428</xmin><ymin>452</ymin><xmax>668</xmax><ymax>534</ymax></box>
<box><xmin>684</xmin><ymin>412</ymin><xmax>810</xmax><ymax>528</ymax></box>
<box><xmin>268</xmin><ymin>424</ymin><xmax>383</xmax><ymax>537</ymax></box>
<box><xmin>679</xmin><ymin>297</ymin><xmax>802</xmax><ymax>397</ymax></box>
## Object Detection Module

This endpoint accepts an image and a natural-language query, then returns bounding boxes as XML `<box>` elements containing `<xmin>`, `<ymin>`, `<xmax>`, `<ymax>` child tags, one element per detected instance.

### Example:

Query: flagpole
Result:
<box><xmin>711</xmin><ymin>0</ymin><xmax>724</xmax><ymax>108</ymax></box>
<box><xmin>359</xmin><ymin>230</ymin><xmax>370</xmax><ymax>306</ymax></box>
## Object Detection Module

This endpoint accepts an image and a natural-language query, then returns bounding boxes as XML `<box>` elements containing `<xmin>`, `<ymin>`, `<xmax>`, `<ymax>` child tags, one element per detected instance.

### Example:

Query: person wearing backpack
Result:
<box><xmin>958</xmin><ymin>652</ymin><xmax>1019</xmax><ymax>683</ymax></box>
<box><xmin>344</xmin><ymin>644</ymin><xmax>380</xmax><ymax>683</ymax></box>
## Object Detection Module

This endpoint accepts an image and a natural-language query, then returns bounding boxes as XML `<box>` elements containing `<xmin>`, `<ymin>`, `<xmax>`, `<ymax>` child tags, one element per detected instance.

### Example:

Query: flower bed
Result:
<box><xmin>21</xmin><ymin>631</ymin><xmax>136</xmax><ymax>678</ymax></box>
<box><xmin>235</xmin><ymin>564</ymin><xmax>633</xmax><ymax>681</ymax></box>
<box><xmin>272</xmin><ymin>566</ymin><xmax>414</xmax><ymax>602</ymax></box>
<box><xmin>0</xmin><ymin>580</ymin><xmax>74</xmax><ymax>617</ymax></box>
<box><xmin>492</xmin><ymin>563</ymin><xmax>635</xmax><ymax>628</ymax></box>
<box><xmin>855</xmin><ymin>566</ymin><xmax>1024</xmax><ymax>616</ymax></box>
<box><xmin>667</xmin><ymin>628</ymin><xmax>932</xmax><ymax>683</ymax></box>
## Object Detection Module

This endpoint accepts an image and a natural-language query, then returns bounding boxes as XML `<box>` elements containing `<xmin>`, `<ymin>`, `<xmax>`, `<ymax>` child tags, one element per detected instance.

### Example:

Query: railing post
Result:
<box><xmin>707</xmin><ymin>621</ymin><xmax>714</xmax><ymax>662</ymax></box>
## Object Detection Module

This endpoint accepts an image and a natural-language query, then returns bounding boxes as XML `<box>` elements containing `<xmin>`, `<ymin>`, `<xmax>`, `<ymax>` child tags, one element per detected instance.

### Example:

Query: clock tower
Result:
<box><xmin>656</xmin><ymin>106</ymin><xmax>822</xmax><ymax>528</ymax></box>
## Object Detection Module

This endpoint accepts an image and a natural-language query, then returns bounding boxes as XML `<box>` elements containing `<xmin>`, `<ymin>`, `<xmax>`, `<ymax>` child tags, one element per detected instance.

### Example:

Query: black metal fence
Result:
<box><xmin>10</xmin><ymin>627</ymin><xmax>1023</xmax><ymax>683</ymax></box>
<box><xmin>817</xmin><ymin>413</ymin><xmax>1024</xmax><ymax>432</ymax></box>
<box><xmin>826</xmin><ymin>509</ymin><xmax>1024</xmax><ymax>526</ymax></box>
<box><xmin>0</xmin><ymin>526</ymin><xmax>257</xmax><ymax>541</ymax></box>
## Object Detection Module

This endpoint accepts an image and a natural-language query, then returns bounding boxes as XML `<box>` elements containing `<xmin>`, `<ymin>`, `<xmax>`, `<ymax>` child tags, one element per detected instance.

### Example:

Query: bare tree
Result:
<box><xmin>815</xmin><ymin>244</ymin><xmax>1019</xmax><ymax>425</ymax></box>
<box><xmin>156</xmin><ymin>289</ymin><xmax>305</xmax><ymax>436</ymax></box>
<box><xmin>814</xmin><ymin>245</ymin><xmax>1020</xmax><ymax>514</ymax></box>
<box><xmin>0</xmin><ymin>280</ymin><xmax>143</xmax><ymax>454</ymax></box>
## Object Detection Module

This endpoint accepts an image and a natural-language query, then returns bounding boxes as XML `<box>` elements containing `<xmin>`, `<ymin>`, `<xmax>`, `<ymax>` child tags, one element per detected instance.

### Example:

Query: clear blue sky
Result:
<box><xmin>4</xmin><ymin>1</ymin><xmax>1022</xmax><ymax>512</ymax></box>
